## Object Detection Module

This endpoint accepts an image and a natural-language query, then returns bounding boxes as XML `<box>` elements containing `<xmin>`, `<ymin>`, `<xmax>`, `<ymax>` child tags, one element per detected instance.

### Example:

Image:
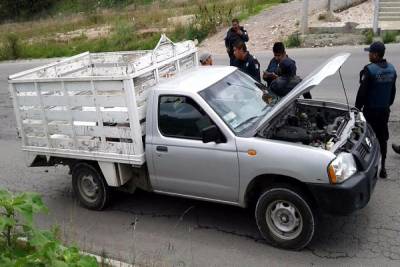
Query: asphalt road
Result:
<box><xmin>1</xmin><ymin>45</ymin><xmax>400</xmax><ymax>266</ymax></box>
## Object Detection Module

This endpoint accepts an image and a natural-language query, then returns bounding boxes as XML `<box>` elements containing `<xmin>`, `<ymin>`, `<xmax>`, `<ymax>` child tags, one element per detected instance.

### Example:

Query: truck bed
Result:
<box><xmin>8</xmin><ymin>35</ymin><xmax>198</xmax><ymax>165</ymax></box>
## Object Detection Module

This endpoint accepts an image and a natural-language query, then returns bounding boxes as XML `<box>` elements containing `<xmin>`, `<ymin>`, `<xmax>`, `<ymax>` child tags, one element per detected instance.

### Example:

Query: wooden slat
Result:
<box><xmin>17</xmin><ymin>94</ymin><xmax>127</xmax><ymax>107</ymax></box>
<box><xmin>39</xmin><ymin>82</ymin><xmax>62</xmax><ymax>93</ymax></box>
<box><xmin>48</xmin><ymin>124</ymin><xmax>132</xmax><ymax>139</ymax></box>
<box><xmin>102</xmin><ymin>141</ymin><xmax>135</xmax><ymax>155</ymax></box>
<box><xmin>14</xmin><ymin>83</ymin><xmax>36</xmax><ymax>93</ymax></box>
<box><xmin>25</xmin><ymin>135</ymin><xmax>136</xmax><ymax>155</ymax></box>
<box><xmin>94</xmin><ymin>80</ymin><xmax>124</xmax><ymax>92</ymax></box>
<box><xmin>64</xmin><ymin>81</ymin><xmax>91</xmax><ymax>92</ymax></box>
<box><xmin>18</xmin><ymin>96</ymin><xmax>40</xmax><ymax>106</ymax></box>
<box><xmin>21</xmin><ymin>109</ymin><xmax>129</xmax><ymax>123</ymax></box>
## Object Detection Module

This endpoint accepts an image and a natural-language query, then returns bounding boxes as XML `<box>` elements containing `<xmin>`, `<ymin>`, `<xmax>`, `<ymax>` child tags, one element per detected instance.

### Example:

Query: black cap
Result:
<box><xmin>364</xmin><ymin>41</ymin><xmax>385</xmax><ymax>54</ymax></box>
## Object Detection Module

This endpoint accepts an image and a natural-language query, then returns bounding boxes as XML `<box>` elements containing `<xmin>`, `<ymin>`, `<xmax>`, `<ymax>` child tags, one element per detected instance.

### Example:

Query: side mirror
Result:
<box><xmin>202</xmin><ymin>125</ymin><xmax>222</xmax><ymax>144</ymax></box>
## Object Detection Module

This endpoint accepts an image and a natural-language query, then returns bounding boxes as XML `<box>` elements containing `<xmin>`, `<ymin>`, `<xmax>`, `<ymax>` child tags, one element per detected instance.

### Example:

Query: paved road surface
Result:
<box><xmin>1</xmin><ymin>45</ymin><xmax>400</xmax><ymax>266</ymax></box>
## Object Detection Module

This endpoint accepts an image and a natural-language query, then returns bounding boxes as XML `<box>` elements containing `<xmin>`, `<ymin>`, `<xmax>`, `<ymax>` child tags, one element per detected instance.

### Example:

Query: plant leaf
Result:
<box><xmin>0</xmin><ymin>216</ymin><xmax>16</xmax><ymax>232</ymax></box>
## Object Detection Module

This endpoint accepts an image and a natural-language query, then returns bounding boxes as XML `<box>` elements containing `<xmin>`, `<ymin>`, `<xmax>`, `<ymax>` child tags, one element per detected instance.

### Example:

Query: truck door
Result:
<box><xmin>149</xmin><ymin>94</ymin><xmax>239</xmax><ymax>202</ymax></box>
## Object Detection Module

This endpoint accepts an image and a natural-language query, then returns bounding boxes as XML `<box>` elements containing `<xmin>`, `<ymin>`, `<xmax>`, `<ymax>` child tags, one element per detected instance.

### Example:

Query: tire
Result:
<box><xmin>255</xmin><ymin>185</ymin><xmax>315</xmax><ymax>250</ymax></box>
<box><xmin>72</xmin><ymin>162</ymin><xmax>110</xmax><ymax>210</ymax></box>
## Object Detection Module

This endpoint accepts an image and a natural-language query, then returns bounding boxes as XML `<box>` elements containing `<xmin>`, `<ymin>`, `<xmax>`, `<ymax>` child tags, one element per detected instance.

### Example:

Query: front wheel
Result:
<box><xmin>255</xmin><ymin>185</ymin><xmax>316</xmax><ymax>250</ymax></box>
<box><xmin>72</xmin><ymin>162</ymin><xmax>110</xmax><ymax>210</ymax></box>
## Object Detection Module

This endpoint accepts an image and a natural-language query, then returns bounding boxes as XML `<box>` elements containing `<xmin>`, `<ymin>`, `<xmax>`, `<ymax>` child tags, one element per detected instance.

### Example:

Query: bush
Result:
<box><xmin>0</xmin><ymin>0</ymin><xmax>55</xmax><ymax>22</ymax></box>
<box><xmin>285</xmin><ymin>33</ymin><xmax>301</xmax><ymax>48</ymax></box>
<box><xmin>1</xmin><ymin>33</ymin><xmax>21</xmax><ymax>60</ymax></box>
<box><xmin>363</xmin><ymin>29</ymin><xmax>374</xmax><ymax>45</ymax></box>
<box><xmin>382</xmin><ymin>31</ymin><xmax>397</xmax><ymax>44</ymax></box>
<box><xmin>0</xmin><ymin>189</ymin><xmax>98</xmax><ymax>267</ymax></box>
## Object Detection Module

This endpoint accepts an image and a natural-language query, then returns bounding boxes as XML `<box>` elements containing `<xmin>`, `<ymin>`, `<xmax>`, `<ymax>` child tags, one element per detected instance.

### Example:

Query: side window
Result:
<box><xmin>158</xmin><ymin>95</ymin><xmax>214</xmax><ymax>139</ymax></box>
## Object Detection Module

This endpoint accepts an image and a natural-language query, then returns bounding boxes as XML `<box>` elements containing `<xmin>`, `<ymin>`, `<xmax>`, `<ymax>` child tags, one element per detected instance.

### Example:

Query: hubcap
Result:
<box><xmin>266</xmin><ymin>200</ymin><xmax>303</xmax><ymax>240</ymax></box>
<box><xmin>78</xmin><ymin>174</ymin><xmax>100</xmax><ymax>203</ymax></box>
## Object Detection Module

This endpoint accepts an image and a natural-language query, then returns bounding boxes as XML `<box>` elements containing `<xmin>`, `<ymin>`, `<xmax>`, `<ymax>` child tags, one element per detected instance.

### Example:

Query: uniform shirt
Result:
<box><xmin>355</xmin><ymin>60</ymin><xmax>397</xmax><ymax>110</ymax></box>
<box><xmin>269</xmin><ymin>75</ymin><xmax>302</xmax><ymax>97</ymax></box>
<box><xmin>265</xmin><ymin>56</ymin><xmax>296</xmax><ymax>86</ymax></box>
<box><xmin>224</xmin><ymin>27</ymin><xmax>249</xmax><ymax>58</ymax></box>
<box><xmin>232</xmin><ymin>53</ymin><xmax>261</xmax><ymax>82</ymax></box>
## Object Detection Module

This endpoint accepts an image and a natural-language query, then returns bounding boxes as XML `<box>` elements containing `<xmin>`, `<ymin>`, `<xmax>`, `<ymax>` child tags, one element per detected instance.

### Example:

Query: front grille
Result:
<box><xmin>357</xmin><ymin>144</ymin><xmax>368</xmax><ymax>159</ymax></box>
<box><xmin>352</xmin><ymin>124</ymin><xmax>375</xmax><ymax>171</ymax></box>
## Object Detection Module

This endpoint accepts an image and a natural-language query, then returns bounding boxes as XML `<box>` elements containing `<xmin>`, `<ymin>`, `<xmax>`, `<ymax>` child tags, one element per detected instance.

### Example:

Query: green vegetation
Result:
<box><xmin>363</xmin><ymin>29</ymin><xmax>374</xmax><ymax>45</ymax></box>
<box><xmin>284</xmin><ymin>32</ymin><xmax>301</xmax><ymax>48</ymax></box>
<box><xmin>0</xmin><ymin>189</ymin><xmax>98</xmax><ymax>266</ymax></box>
<box><xmin>0</xmin><ymin>0</ymin><xmax>288</xmax><ymax>60</ymax></box>
<box><xmin>382</xmin><ymin>31</ymin><xmax>398</xmax><ymax>44</ymax></box>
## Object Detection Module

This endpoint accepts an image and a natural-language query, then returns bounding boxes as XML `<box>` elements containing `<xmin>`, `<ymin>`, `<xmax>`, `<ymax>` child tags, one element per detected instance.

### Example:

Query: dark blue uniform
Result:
<box><xmin>232</xmin><ymin>53</ymin><xmax>261</xmax><ymax>82</ymax></box>
<box><xmin>225</xmin><ymin>26</ymin><xmax>249</xmax><ymax>66</ymax></box>
<box><xmin>355</xmin><ymin>60</ymin><xmax>397</xmax><ymax>166</ymax></box>
<box><xmin>265</xmin><ymin>56</ymin><xmax>296</xmax><ymax>86</ymax></box>
<box><xmin>266</xmin><ymin>56</ymin><xmax>311</xmax><ymax>99</ymax></box>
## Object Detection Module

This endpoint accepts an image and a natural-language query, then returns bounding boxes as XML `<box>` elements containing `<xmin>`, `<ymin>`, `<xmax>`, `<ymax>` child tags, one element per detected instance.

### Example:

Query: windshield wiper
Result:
<box><xmin>234</xmin><ymin>116</ymin><xmax>259</xmax><ymax>130</ymax></box>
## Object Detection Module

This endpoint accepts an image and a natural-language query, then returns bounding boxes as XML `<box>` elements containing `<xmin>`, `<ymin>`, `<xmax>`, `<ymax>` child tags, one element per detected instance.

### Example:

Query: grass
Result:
<box><xmin>0</xmin><ymin>0</ymin><xmax>286</xmax><ymax>61</ymax></box>
<box><xmin>284</xmin><ymin>32</ymin><xmax>301</xmax><ymax>48</ymax></box>
<box><xmin>382</xmin><ymin>31</ymin><xmax>398</xmax><ymax>44</ymax></box>
<box><xmin>363</xmin><ymin>29</ymin><xmax>374</xmax><ymax>45</ymax></box>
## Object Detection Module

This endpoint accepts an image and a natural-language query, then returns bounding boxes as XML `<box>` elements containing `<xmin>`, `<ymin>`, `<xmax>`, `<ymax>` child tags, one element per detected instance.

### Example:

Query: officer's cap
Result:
<box><xmin>364</xmin><ymin>41</ymin><xmax>385</xmax><ymax>54</ymax></box>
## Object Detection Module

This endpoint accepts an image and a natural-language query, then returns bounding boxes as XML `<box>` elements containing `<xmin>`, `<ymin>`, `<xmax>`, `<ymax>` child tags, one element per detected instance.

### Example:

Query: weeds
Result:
<box><xmin>285</xmin><ymin>32</ymin><xmax>301</xmax><ymax>48</ymax></box>
<box><xmin>0</xmin><ymin>0</ymin><xmax>283</xmax><ymax>60</ymax></box>
<box><xmin>0</xmin><ymin>33</ymin><xmax>21</xmax><ymax>60</ymax></box>
<box><xmin>363</xmin><ymin>29</ymin><xmax>374</xmax><ymax>45</ymax></box>
<box><xmin>0</xmin><ymin>189</ymin><xmax>98</xmax><ymax>266</ymax></box>
<box><xmin>382</xmin><ymin>31</ymin><xmax>397</xmax><ymax>44</ymax></box>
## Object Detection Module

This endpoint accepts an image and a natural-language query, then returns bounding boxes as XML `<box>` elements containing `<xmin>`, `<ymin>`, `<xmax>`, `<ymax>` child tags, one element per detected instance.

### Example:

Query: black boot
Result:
<box><xmin>380</xmin><ymin>168</ymin><xmax>387</xmax><ymax>179</ymax></box>
<box><xmin>380</xmin><ymin>160</ymin><xmax>387</xmax><ymax>179</ymax></box>
<box><xmin>393</xmin><ymin>144</ymin><xmax>400</xmax><ymax>154</ymax></box>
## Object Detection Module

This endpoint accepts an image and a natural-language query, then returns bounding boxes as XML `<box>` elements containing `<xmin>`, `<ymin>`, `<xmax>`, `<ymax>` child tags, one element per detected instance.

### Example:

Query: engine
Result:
<box><xmin>262</xmin><ymin>102</ymin><xmax>349</xmax><ymax>150</ymax></box>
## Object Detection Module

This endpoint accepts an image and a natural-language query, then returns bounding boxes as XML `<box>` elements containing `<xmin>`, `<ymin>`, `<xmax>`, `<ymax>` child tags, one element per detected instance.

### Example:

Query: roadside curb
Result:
<box><xmin>83</xmin><ymin>252</ymin><xmax>134</xmax><ymax>267</ymax></box>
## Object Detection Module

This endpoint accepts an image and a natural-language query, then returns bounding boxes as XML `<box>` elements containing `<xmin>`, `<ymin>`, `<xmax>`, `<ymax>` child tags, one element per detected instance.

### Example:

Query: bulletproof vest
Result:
<box><xmin>366</xmin><ymin>63</ymin><xmax>396</xmax><ymax>108</ymax></box>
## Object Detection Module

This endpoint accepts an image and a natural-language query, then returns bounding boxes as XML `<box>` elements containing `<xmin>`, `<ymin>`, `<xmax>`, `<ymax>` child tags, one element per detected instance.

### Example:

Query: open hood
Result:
<box><xmin>256</xmin><ymin>52</ymin><xmax>351</xmax><ymax>131</ymax></box>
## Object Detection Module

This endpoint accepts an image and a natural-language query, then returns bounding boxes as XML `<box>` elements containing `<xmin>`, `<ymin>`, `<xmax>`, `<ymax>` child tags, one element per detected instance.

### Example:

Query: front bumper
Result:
<box><xmin>307</xmin><ymin>139</ymin><xmax>380</xmax><ymax>215</ymax></box>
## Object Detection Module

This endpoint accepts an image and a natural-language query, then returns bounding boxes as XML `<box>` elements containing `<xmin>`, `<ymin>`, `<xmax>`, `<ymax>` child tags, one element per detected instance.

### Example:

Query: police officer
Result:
<box><xmin>264</xmin><ymin>42</ymin><xmax>311</xmax><ymax>99</ymax></box>
<box><xmin>269</xmin><ymin>58</ymin><xmax>302</xmax><ymax>97</ymax></box>
<box><xmin>355</xmin><ymin>41</ymin><xmax>397</xmax><ymax>178</ymax></box>
<box><xmin>225</xmin><ymin>18</ymin><xmax>249</xmax><ymax>66</ymax></box>
<box><xmin>263</xmin><ymin>42</ymin><xmax>295</xmax><ymax>86</ymax></box>
<box><xmin>232</xmin><ymin>41</ymin><xmax>261</xmax><ymax>82</ymax></box>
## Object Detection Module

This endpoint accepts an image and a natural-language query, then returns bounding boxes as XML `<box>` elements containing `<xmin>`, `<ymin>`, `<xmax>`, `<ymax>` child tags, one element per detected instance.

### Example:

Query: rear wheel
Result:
<box><xmin>72</xmin><ymin>162</ymin><xmax>110</xmax><ymax>210</ymax></box>
<box><xmin>255</xmin><ymin>185</ymin><xmax>315</xmax><ymax>250</ymax></box>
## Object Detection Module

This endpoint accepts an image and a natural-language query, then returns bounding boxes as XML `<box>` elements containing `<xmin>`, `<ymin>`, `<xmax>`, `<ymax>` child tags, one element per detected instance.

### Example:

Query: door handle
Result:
<box><xmin>156</xmin><ymin>146</ymin><xmax>168</xmax><ymax>152</ymax></box>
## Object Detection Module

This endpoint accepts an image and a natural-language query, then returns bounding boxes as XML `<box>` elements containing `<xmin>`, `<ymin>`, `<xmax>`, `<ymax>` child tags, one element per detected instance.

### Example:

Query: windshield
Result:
<box><xmin>199</xmin><ymin>70</ymin><xmax>280</xmax><ymax>135</ymax></box>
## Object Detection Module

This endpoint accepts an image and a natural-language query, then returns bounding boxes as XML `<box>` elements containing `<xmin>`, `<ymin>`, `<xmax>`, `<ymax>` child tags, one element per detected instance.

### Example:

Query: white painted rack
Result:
<box><xmin>9</xmin><ymin>35</ymin><xmax>198</xmax><ymax>165</ymax></box>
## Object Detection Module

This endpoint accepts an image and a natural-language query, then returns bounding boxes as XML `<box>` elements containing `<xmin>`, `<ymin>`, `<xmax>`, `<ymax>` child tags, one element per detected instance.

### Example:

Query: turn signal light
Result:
<box><xmin>328</xmin><ymin>164</ymin><xmax>337</xmax><ymax>184</ymax></box>
<box><xmin>247</xmin><ymin>149</ymin><xmax>257</xmax><ymax>157</ymax></box>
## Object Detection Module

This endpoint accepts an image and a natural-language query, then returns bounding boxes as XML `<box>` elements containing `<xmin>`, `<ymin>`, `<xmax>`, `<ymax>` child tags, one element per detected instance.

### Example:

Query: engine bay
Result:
<box><xmin>261</xmin><ymin>101</ymin><xmax>350</xmax><ymax>150</ymax></box>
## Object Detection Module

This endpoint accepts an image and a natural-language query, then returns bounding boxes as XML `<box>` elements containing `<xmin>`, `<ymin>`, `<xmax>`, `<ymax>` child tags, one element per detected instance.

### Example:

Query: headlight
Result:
<box><xmin>328</xmin><ymin>153</ymin><xmax>357</xmax><ymax>184</ymax></box>
<box><xmin>356</xmin><ymin>112</ymin><xmax>366</xmax><ymax>123</ymax></box>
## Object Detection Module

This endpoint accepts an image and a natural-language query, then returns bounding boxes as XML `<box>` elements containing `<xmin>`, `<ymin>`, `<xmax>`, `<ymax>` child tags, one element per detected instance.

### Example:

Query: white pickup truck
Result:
<box><xmin>9</xmin><ymin>35</ymin><xmax>380</xmax><ymax>250</ymax></box>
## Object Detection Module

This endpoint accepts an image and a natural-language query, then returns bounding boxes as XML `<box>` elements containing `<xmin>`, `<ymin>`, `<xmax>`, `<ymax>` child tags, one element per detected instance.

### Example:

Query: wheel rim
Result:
<box><xmin>78</xmin><ymin>173</ymin><xmax>100</xmax><ymax>203</ymax></box>
<box><xmin>265</xmin><ymin>200</ymin><xmax>303</xmax><ymax>240</ymax></box>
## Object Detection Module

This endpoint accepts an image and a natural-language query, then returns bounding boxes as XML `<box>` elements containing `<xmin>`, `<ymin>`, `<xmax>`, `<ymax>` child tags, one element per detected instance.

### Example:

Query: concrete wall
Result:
<box><xmin>309</xmin><ymin>0</ymin><xmax>366</xmax><ymax>12</ymax></box>
<box><xmin>332</xmin><ymin>0</ymin><xmax>366</xmax><ymax>11</ymax></box>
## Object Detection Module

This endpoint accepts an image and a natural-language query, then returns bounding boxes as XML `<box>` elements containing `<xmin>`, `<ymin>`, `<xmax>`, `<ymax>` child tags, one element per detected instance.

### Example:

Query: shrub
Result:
<box><xmin>285</xmin><ymin>32</ymin><xmax>301</xmax><ymax>48</ymax></box>
<box><xmin>363</xmin><ymin>29</ymin><xmax>374</xmax><ymax>45</ymax></box>
<box><xmin>382</xmin><ymin>31</ymin><xmax>397</xmax><ymax>44</ymax></box>
<box><xmin>0</xmin><ymin>189</ymin><xmax>98</xmax><ymax>267</ymax></box>
<box><xmin>1</xmin><ymin>33</ymin><xmax>21</xmax><ymax>60</ymax></box>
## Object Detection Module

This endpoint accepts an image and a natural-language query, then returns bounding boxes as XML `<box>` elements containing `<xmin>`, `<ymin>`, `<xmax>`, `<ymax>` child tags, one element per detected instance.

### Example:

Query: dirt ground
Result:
<box><xmin>199</xmin><ymin>0</ymin><xmax>373</xmax><ymax>54</ymax></box>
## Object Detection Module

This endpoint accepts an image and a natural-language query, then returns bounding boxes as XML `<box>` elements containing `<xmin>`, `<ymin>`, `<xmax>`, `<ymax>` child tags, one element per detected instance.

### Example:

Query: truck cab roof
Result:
<box><xmin>154</xmin><ymin>66</ymin><xmax>236</xmax><ymax>94</ymax></box>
